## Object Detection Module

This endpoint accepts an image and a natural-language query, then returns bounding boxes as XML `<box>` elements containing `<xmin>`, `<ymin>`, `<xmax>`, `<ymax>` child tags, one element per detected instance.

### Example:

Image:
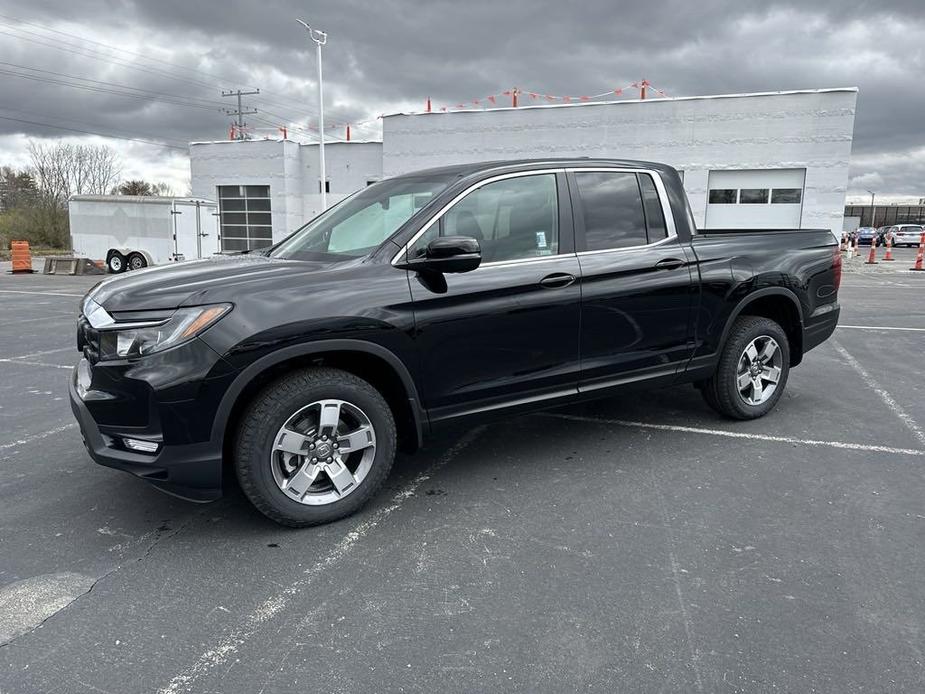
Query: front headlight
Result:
<box><xmin>99</xmin><ymin>304</ymin><xmax>231</xmax><ymax>360</ymax></box>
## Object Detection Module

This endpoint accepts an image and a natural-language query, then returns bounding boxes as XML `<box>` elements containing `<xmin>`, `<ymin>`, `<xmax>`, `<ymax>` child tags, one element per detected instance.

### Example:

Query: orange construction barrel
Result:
<box><xmin>11</xmin><ymin>240</ymin><xmax>34</xmax><ymax>273</ymax></box>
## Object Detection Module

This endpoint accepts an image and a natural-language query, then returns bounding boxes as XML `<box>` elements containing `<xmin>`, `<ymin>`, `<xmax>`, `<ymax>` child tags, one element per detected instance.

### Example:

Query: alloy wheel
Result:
<box><xmin>736</xmin><ymin>335</ymin><xmax>783</xmax><ymax>406</ymax></box>
<box><xmin>270</xmin><ymin>399</ymin><xmax>376</xmax><ymax>505</ymax></box>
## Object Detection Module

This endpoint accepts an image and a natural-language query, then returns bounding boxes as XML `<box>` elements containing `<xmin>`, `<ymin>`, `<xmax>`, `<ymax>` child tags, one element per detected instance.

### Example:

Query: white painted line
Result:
<box><xmin>542</xmin><ymin>413</ymin><xmax>924</xmax><ymax>456</ymax></box>
<box><xmin>0</xmin><ymin>423</ymin><xmax>79</xmax><ymax>452</ymax></box>
<box><xmin>0</xmin><ymin>358</ymin><xmax>73</xmax><ymax>370</ymax></box>
<box><xmin>7</xmin><ymin>347</ymin><xmax>75</xmax><ymax>360</ymax></box>
<box><xmin>0</xmin><ymin>289</ymin><xmax>83</xmax><ymax>297</ymax></box>
<box><xmin>158</xmin><ymin>426</ymin><xmax>484</xmax><ymax>694</ymax></box>
<box><xmin>838</xmin><ymin>325</ymin><xmax>925</xmax><ymax>332</ymax></box>
<box><xmin>831</xmin><ymin>340</ymin><xmax>925</xmax><ymax>448</ymax></box>
<box><xmin>650</xmin><ymin>469</ymin><xmax>704</xmax><ymax>692</ymax></box>
<box><xmin>0</xmin><ymin>314</ymin><xmax>78</xmax><ymax>324</ymax></box>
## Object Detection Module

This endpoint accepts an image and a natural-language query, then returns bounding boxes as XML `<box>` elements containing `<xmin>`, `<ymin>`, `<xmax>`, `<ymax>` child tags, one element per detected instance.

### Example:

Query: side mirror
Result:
<box><xmin>397</xmin><ymin>235</ymin><xmax>481</xmax><ymax>274</ymax></box>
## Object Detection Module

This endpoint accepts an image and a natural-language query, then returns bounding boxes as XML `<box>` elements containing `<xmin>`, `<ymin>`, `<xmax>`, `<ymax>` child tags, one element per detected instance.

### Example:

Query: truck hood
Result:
<box><xmin>88</xmin><ymin>254</ymin><xmax>351</xmax><ymax>312</ymax></box>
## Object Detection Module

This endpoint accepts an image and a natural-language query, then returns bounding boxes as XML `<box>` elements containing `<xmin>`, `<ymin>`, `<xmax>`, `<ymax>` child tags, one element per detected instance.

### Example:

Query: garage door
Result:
<box><xmin>704</xmin><ymin>169</ymin><xmax>805</xmax><ymax>229</ymax></box>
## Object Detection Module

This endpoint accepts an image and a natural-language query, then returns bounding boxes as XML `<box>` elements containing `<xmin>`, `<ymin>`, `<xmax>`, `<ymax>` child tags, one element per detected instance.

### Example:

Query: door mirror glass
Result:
<box><xmin>397</xmin><ymin>235</ymin><xmax>481</xmax><ymax>274</ymax></box>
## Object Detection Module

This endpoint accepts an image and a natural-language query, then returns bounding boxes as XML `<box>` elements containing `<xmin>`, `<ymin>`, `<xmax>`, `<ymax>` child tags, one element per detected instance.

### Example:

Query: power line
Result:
<box><xmin>0</xmin><ymin>61</ymin><xmax>227</xmax><ymax>109</ymax></box>
<box><xmin>0</xmin><ymin>17</ymin><xmax>365</xmax><ymax>127</ymax></box>
<box><xmin>0</xmin><ymin>114</ymin><xmax>187</xmax><ymax>150</ymax></box>
<box><xmin>0</xmin><ymin>105</ymin><xmax>188</xmax><ymax>147</ymax></box>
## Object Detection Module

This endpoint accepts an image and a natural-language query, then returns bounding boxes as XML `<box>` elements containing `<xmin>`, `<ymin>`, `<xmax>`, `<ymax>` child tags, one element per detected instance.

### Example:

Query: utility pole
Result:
<box><xmin>867</xmin><ymin>189</ymin><xmax>876</xmax><ymax>227</ymax></box>
<box><xmin>222</xmin><ymin>89</ymin><xmax>260</xmax><ymax>140</ymax></box>
<box><xmin>297</xmin><ymin>19</ymin><xmax>328</xmax><ymax>211</ymax></box>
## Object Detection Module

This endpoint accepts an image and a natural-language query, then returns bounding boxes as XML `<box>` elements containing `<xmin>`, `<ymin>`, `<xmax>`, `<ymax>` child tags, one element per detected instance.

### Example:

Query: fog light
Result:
<box><xmin>123</xmin><ymin>438</ymin><xmax>159</xmax><ymax>453</ymax></box>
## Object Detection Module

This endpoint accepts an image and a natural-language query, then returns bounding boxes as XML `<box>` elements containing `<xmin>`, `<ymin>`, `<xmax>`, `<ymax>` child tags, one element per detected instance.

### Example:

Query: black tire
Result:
<box><xmin>700</xmin><ymin>315</ymin><xmax>790</xmax><ymax>420</ymax></box>
<box><xmin>107</xmin><ymin>251</ymin><xmax>126</xmax><ymax>274</ymax></box>
<box><xmin>127</xmin><ymin>252</ymin><xmax>148</xmax><ymax>270</ymax></box>
<box><xmin>234</xmin><ymin>367</ymin><xmax>397</xmax><ymax>527</ymax></box>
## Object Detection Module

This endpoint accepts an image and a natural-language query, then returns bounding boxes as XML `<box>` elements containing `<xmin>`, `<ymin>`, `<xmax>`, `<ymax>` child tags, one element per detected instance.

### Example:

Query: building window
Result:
<box><xmin>771</xmin><ymin>188</ymin><xmax>802</xmax><ymax>204</ymax></box>
<box><xmin>708</xmin><ymin>189</ymin><xmax>737</xmax><ymax>204</ymax></box>
<box><xmin>739</xmin><ymin>188</ymin><xmax>769</xmax><ymax>204</ymax></box>
<box><xmin>217</xmin><ymin>185</ymin><xmax>272</xmax><ymax>251</ymax></box>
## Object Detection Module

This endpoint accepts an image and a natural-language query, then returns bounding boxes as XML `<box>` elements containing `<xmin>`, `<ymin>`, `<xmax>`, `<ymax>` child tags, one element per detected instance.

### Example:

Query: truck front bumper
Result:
<box><xmin>69</xmin><ymin>356</ymin><xmax>226</xmax><ymax>502</ymax></box>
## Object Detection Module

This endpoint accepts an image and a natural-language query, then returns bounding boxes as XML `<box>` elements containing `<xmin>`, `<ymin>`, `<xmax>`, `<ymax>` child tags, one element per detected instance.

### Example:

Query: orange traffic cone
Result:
<box><xmin>865</xmin><ymin>236</ymin><xmax>878</xmax><ymax>264</ymax></box>
<box><xmin>912</xmin><ymin>233</ymin><xmax>925</xmax><ymax>272</ymax></box>
<box><xmin>883</xmin><ymin>235</ymin><xmax>895</xmax><ymax>261</ymax></box>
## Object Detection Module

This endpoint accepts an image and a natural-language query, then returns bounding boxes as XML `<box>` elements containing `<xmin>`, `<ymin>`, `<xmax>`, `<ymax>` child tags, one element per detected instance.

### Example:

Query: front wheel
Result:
<box><xmin>700</xmin><ymin>316</ymin><xmax>790</xmax><ymax>420</ymax></box>
<box><xmin>235</xmin><ymin>367</ymin><xmax>397</xmax><ymax>527</ymax></box>
<box><xmin>107</xmin><ymin>251</ymin><xmax>125</xmax><ymax>274</ymax></box>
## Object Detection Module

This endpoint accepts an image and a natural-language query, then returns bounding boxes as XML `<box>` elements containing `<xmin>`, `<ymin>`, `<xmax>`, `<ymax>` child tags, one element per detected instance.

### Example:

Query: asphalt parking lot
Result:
<box><xmin>1</xmin><ymin>249</ymin><xmax>923</xmax><ymax>693</ymax></box>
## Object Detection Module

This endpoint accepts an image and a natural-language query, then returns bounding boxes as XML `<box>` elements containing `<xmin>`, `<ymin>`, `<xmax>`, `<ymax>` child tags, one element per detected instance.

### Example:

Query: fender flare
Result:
<box><xmin>718</xmin><ymin>287</ymin><xmax>805</xmax><ymax>361</ymax></box>
<box><xmin>210</xmin><ymin>338</ymin><xmax>426</xmax><ymax>449</ymax></box>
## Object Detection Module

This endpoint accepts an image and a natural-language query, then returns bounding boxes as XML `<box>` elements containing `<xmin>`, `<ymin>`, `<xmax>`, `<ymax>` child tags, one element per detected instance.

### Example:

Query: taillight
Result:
<box><xmin>832</xmin><ymin>246</ymin><xmax>842</xmax><ymax>291</ymax></box>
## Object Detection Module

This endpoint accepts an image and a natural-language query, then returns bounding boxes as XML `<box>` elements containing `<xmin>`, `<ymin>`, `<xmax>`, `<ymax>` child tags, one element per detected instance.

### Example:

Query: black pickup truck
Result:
<box><xmin>70</xmin><ymin>159</ymin><xmax>841</xmax><ymax>526</ymax></box>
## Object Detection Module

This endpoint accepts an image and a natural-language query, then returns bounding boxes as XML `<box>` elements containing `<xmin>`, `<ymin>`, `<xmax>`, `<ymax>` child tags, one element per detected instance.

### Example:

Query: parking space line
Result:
<box><xmin>0</xmin><ymin>423</ymin><xmax>78</xmax><ymax>452</ymax></box>
<box><xmin>542</xmin><ymin>413</ymin><xmax>924</xmax><ymax>456</ymax></box>
<box><xmin>6</xmin><ymin>347</ymin><xmax>75</xmax><ymax>360</ymax></box>
<box><xmin>0</xmin><ymin>358</ymin><xmax>73</xmax><ymax>370</ymax></box>
<box><xmin>157</xmin><ymin>426</ymin><xmax>485</xmax><ymax>694</ymax></box>
<box><xmin>0</xmin><ymin>289</ymin><xmax>84</xmax><ymax>297</ymax></box>
<box><xmin>837</xmin><ymin>325</ymin><xmax>925</xmax><ymax>332</ymax></box>
<box><xmin>830</xmin><ymin>340</ymin><xmax>925</xmax><ymax>448</ymax></box>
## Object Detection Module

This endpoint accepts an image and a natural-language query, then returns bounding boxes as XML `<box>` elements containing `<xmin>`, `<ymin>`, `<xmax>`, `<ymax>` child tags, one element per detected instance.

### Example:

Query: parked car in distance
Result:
<box><xmin>856</xmin><ymin>227</ymin><xmax>878</xmax><ymax>245</ymax></box>
<box><xmin>70</xmin><ymin>159</ymin><xmax>842</xmax><ymax>527</ymax></box>
<box><xmin>890</xmin><ymin>224</ymin><xmax>924</xmax><ymax>247</ymax></box>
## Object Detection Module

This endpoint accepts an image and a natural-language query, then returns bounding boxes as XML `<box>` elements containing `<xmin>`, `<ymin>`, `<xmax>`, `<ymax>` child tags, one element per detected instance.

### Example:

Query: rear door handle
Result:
<box><xmin>654</xmin><ymin>258</ymin><xmax>685</xmax><ymax>270</ymax></box>
<box><xmin>539</xmin><ymin>272</ymin><xmax>576</xmax><ymax>289</ymax></box>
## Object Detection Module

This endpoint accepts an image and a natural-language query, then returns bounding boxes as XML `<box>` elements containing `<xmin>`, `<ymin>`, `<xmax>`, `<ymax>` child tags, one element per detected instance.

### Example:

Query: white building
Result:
<box><xmin>382</xmin><ymin>88</ymin><xmax>857</xmax><ymax>236</ymax></box>
<box><xmin>188</xmin><ymin>88</ymin><xmax>857</xmax><ymax>250</ymax></box>
<box><xmin>189</xmin><ymin>139</ymin><xmax>382</xmax><ymax>251</ymax></box>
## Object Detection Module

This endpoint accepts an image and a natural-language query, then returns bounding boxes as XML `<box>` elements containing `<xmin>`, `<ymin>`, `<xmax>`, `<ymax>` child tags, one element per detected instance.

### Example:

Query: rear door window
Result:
<box><xmin>573</xmin><ymin>172</ymin><xmax>647</xmax><ymax>251</ymax></box>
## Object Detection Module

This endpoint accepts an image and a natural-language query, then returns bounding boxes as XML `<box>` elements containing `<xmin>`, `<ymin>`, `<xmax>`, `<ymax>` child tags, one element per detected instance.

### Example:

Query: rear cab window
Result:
<box><xmin>572</xmin><ymin>171</ymin><xmax>671</xmax><ymax>251</ymax></box>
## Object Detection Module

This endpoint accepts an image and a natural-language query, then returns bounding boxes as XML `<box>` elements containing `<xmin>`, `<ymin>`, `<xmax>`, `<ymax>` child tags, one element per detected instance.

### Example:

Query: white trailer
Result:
<box><xmin>68</xmin><ymin>195</ymin><xmax>221</xmax><ymax>273</ymax></box>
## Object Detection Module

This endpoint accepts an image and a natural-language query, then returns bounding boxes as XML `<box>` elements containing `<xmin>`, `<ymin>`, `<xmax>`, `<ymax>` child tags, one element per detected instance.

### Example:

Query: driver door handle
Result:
<box><xmin>539</xmin><ymin>272</ymin><xmax>576</xmax><ymax>289</ymax></box>
<box><xmin>655</xmin><ymin>258</ymin><xmax>685</xmax><ymax>270</ymax></box>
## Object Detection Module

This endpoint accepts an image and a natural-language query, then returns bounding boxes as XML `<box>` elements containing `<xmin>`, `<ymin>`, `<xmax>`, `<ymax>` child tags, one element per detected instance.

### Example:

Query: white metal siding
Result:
<box><xmin>382</xmin><ymin>89</ymin><xmax>856</xmax><ymax>237</ymax></box>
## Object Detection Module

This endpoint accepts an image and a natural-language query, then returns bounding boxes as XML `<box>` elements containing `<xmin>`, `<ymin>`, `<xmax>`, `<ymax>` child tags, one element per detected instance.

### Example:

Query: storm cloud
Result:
<box><xmin>0</xmin><ymin>0</ymin><xmax>921</xmax><ymax>199</ymax></box>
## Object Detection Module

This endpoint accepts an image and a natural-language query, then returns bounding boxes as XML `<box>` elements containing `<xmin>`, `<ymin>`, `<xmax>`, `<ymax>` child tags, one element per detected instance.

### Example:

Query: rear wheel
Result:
<box><xmin>700</xmin><ymin>316</ymin><xmax>790</xmax><ymax>420</ymax></box>
<box><xmin>127</xmin><ymin>252</ymin><xmax>147</xmax><ymax>270</ymax></box>
<box><xmin>235</xmin><ymin>367</ymin><xmax>397</xmax><ymax>527</ymax></box>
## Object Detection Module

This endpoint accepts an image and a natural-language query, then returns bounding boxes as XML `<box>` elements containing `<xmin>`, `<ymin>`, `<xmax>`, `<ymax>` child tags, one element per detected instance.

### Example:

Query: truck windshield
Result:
<box><xmin>268</xmin><ymin>175</ymin><xmax>455</xmax><ymax>260</ymax></box>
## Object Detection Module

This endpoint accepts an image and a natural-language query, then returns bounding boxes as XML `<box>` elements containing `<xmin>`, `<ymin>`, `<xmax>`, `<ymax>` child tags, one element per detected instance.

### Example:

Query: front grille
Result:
<box><xmin>77</xmin><ymin>315</ymin><xmax>100</xmax><ymax>364</ymax></box>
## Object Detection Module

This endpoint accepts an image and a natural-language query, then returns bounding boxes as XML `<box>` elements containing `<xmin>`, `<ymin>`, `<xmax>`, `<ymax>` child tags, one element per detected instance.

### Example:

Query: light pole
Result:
<box><xmin>866</xmin><ymin>189</ymin><xmax>876</xmax><ymax>228</ymax></box>
<box><xmin>298</xmin><ymin>19</ymin><xmax>328</xmax><ymax>212</ymax></box>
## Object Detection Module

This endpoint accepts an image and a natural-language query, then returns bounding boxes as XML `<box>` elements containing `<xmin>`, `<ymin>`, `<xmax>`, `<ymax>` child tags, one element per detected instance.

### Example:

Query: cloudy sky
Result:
<box><xmin>0</xmin><ymin>0</ymin><xmax>922</xmax><ymax>202</ymax></box>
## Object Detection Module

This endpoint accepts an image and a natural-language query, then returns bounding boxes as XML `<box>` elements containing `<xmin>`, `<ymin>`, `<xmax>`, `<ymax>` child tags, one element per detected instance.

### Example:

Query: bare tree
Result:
<box><xmin>27</xmin><ymin>140</ymin><xmax>122</xmax><ymax>206</ymax></box>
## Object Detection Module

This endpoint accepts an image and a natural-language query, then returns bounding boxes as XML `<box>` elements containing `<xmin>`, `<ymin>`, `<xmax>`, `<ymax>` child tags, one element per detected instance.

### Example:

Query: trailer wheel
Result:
<box><xmin>127</xmin><ymin>252</ymin><xmax>148</xmax><ymax>271</ymax></box>
<box><xmin>107</xmin><ymin>251</ymin><xmax>126</xmax><ymax>274</ymax></box>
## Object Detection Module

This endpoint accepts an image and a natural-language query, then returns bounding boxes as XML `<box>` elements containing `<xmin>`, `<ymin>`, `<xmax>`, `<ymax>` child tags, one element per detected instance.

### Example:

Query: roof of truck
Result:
<box><xmin>391</xmin><ymin>158</ymin><xmax>678</xmax><ymax>181</ymax></box>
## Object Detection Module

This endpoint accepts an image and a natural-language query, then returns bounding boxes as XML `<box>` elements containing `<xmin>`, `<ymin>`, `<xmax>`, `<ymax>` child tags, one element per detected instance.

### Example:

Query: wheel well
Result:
<box><xmin>739</xmin><ymin>295</ymin><xmax>804</xmax><ymax>366</ymax></box>
<box><xmin>221</xmin><ymin>350</ymin><xmax>420</xmax><ymax>472</ymax></box>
